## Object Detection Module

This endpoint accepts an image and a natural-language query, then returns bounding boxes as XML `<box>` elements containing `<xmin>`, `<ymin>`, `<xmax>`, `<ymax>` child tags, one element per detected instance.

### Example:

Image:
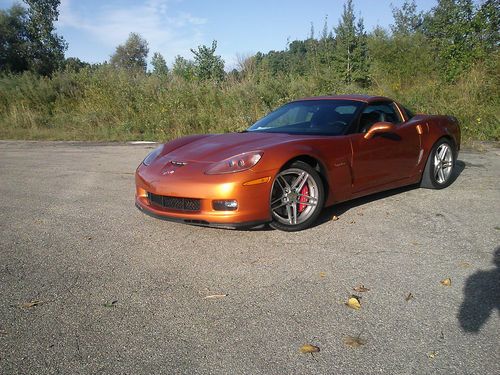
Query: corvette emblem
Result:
<box><xmin>162</xmin><ymin>161</ymin><xmax>187</xmax><ymax>175</ymax></box>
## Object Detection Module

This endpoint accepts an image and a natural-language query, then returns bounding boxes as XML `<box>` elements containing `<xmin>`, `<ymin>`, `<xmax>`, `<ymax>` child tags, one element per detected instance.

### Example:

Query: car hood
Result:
<box><xmin>164</xmin><ymin>132</ymin><xmax>306</xmax><ymax>163</ymax></box>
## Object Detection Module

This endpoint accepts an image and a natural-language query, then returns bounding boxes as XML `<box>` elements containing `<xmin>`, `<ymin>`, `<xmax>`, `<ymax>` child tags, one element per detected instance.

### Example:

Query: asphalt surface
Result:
<box><xmin>0</xmin><ymin>140</ymin><xmax>499</xmax><ymax>375</ymax></box>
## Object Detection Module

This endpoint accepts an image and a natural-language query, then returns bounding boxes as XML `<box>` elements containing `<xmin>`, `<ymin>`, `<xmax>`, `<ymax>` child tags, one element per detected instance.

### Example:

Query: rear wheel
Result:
<box><xmin>269</xmin><ymin>161</ymin><xmax>325</xmax><ymax>231</ymax></box>
<box><xmin>420</xmin><ymin>138</ymin><xmax>456</xmax><ymax>189</ymax></box>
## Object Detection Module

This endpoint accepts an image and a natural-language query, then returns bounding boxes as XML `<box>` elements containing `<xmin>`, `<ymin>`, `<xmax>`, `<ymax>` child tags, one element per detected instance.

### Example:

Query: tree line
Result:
<box><xmin>250</xmin><ymin>0</ymin><xmax>498</xmax><ymax>84</ymax></box>
<box><xmin>2</xmin><ymin>0</ymin><xmax>498</xmax><ymax>82</ymax></box>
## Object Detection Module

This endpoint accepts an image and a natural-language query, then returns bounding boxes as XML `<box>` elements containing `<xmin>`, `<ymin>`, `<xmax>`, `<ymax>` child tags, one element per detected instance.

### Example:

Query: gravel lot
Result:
<box><xmin>0</xmin><ymin>140</ymin><xmax>499</xmax><ymax>375</ymax></box>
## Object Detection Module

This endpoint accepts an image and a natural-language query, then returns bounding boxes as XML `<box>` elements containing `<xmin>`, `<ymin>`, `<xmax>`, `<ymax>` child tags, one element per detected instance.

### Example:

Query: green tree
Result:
<box><xmin>24</xmin><ymin>0</ymin><xmax>67</xmax><ymax>75</ymax></box>
<box><xmin>391</xmin><ymin>0</ymin><xmax>424</xmax><ymax>35</ymax></box>
<box><xmin>368</xmin><ymin>26</ymin><xmax>438</xmax><ymax>90</ymax></box>
<box><xmin>474</xmin><ymin>0</ymin><xmax>500</xmax><ymax>55</ymax></box>
<box><xmin>110</xmin><ymin>33</ymin><xmax>149</xmax><ymax>72</ymax></box>
<box><xmin>0</xmin><ymin>4</ymin><xmax>30</xmax><ymax>73</ymax></box>
<box><xmin>352</xmin><ymin>17</ymin><xmax>370</xmax><ymax>86</ymax></box>
<box><xmin>333</xmin><ymin>0</ymin><xmax>369</xmax><ymax>85</ymax></box>
<box><xmin>171</xmin><ymin>55</ymin><xmax>195</xmax><ymax>80</ymax></box>
<box><xmin>423</xmin><ymin>0</ymin><xmax>477</xmax><ymax>81</ymax></box>
<box><xmin>63</xmin><ymin>57</ymin><xmax>90</xmax><ymax>72</ymax></box>
<box><xmin>374</xmin><ymin>1</ymin><xmax>439</xmax><ymax>90</ymax></box>
<box><xmin>316</xmin><ymin>15</ymin><xmax>335</xmax><ymax>72</ymax></box>
<box><xmin>190</xmin><ymin>40</ymin><xmax>225</xmax><ymax>81</ymax></box>
<box><xmin>151</xmin><ymin>52</ymin><xmax>168</xmax><ymax>76</ymax></box>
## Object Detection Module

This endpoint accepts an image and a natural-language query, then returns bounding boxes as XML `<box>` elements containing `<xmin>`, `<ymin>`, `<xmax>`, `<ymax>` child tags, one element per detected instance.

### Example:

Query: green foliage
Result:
<box><xmin>151</xmin><ymin>52</ymin><xmax>168</xmax><ymax>76</ymax></box>
<box><xmin>368</xmin><ymin>27</ymin><xmax>439</xmax><ymax>90</ymax></box>
<box><xmin>171</xmin><ymin>55</ymin><xmax>195</xmax><ymax>80</ymax></box>
<box><xmin>474</xmin><ymin>0</ymin><xmax>500</xmax><ymax>55</ymax></box>
<box><xmin>333</xmin><ymin>0</ymin><xmax>370</xmax><ymax>85</ymax></box>
<box><xmin>110</xmin><ymin>33</ymin><xmax>149</xmax><ymax>72</ymax></box>
<box><xmin>0</xmin><ymin>4</ymin><xmax>30</xmax><ymax>73</ymax></box>
<box><xmin>391</xmin><ymin>0</ymin><xmax>424</xmax><ymax>35</ymax></box>
<box><xmin>24</xmin><ymin>0</ymin><xmax>67</xmax><ymax>75</ymax></box>
<box><xmin>0</xmin><ymin>1</ymin><xmax>66</xmax><ymax>75</ymax></box>
<box><xmin>63</xmin><ymin>57</ymin><xmax>90</xmax><ymax>72</ymax></box>
<box><xmin>190</xmin><ymin>41</ymin><xmax>225</xmax><ymax>82</ymax></box>
<box><xmin>423</xmin><ymin>0</ymin><xmax>479</xmax><ymax>81</ymax></box>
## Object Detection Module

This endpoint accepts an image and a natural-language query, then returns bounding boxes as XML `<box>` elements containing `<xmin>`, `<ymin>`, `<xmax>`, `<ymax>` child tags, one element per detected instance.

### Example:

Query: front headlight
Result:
<box><xmin>205</xmin><ymin>151</ymin><xmax>263</xmax><ymax>174</ymax></box>
<box><xmin>142</xmin><ymin>145</ymin><xmax>163</xmax><ymax>166</ymax></box>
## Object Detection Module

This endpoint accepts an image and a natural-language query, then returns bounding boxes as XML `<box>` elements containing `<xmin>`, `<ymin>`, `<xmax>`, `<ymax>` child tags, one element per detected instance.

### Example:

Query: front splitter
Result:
<box><xmin>135</xmin><ymin>202</ymin><xmax>268</xmax><ymax>230</ymax></box>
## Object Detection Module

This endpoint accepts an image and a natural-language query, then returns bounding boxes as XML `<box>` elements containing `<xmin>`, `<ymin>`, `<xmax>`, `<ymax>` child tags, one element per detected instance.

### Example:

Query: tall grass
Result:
<box><xmin>0</xmin><ymin>62</ymin><xmax>498</xmax><ymax>143</ymax></box>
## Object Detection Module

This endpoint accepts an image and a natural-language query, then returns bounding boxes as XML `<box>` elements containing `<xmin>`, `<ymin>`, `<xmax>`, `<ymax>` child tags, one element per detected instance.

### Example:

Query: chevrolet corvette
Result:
<box><xmin>135</xmin><ymin>95</ymin><xmax>460</xmax><ymax>231</ymax></box>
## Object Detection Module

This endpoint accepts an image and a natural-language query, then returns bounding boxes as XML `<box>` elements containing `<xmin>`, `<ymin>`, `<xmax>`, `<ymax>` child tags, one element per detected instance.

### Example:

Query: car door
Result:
<box><xmin>349</xmin><ymin>101</ymin><xmax>421</xmax><ymax>193</ymax></box>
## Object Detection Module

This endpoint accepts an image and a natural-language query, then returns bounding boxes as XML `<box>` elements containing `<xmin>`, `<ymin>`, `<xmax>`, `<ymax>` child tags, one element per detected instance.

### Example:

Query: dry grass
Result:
<box><xmin>0</xmin><ymin>62</ymin><xmax>498</xmax><ymax>143</ymax></box>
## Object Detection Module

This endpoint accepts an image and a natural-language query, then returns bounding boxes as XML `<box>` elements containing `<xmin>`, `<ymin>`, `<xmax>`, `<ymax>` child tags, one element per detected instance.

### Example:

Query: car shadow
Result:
<box><xmin>245</xmin><ymin>159</ymin><xmax>465</xmax><ymax>232</ymax></box>
<box><xmin>448</xmin><ymin>159</ymin><xmax>465</xmax><ymax>185</ymax></box>
<box><xmin>457</xmin><ymin>246</ymin><xmax>500</xmax><ymax>333</ymax></box>
<box><xmin>312</xmin><ymin>159</ymin><xmax>465</xmax><ymax>227</ymax></box>
<box><xmin>313</xmin><ymin>185</ymin><xmax>417</xmax><ymax>227</ymax></box>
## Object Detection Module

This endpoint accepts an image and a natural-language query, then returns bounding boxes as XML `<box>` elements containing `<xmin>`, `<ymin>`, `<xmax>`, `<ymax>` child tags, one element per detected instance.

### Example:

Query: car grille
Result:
<box><xmin>147</xmin><ymin>192</ymin><xmax>201</xmax><ymax>212</ymax></box>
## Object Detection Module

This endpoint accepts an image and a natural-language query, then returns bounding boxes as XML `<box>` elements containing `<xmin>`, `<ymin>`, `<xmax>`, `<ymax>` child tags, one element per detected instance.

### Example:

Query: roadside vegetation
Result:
<box><xmin>0</xmin><ymin>0</ymin><xmax>498</xmax><ymax>142</ymax></box>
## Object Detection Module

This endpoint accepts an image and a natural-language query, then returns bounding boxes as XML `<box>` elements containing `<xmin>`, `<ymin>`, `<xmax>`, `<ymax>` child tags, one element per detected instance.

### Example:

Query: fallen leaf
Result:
<box><xmin>345</xmin><ymin>295</ymin><xmax>361</xmax><ymax>310</ymax></box>
<box><xmin>458</xmin><ymin>261</ymin><xmax>471</xmax><ymax>268</ymax></box>
<box><xmin>405</xmin><ymin>292</ymin><xmax>415</xmax><ymax>302</ymax></box>
<box><xmin>427</xmin><ymin>351</ymin><xmax>438</xmax><ymax>359</ymax></box>
<box><xmin>440</xmin><ymin>278</ymin><xmax>452</xmax><ymax>287</ymax></box>
<box><xmin>349</xmin><ymin>220</ymin><xmax>356</xmax><ymax>224</ymax></box>
<box><xmin>494</xmin><ymin>226</ymin><xmax>500</xmax><ymax>231</ymax></box>
<box><xmin>343</xmin><ymin>335</ymin><xmax>366</xmax><ymax>348</ymax></box>
<box><xmin>300</xmin><ymin>344</ymin><xmax>320</xmax><ymax>354</ymax></box>
<box><xmin>353</xmin><ymin>285</ymin><xmax>370</xmax><ymax>293</ymax></box>
<box><xmin>331</xmin><ymin>215</ymin><xmax>339</xmax><ymax>221</ymax></box>
<box><xmin>103</xmin><ymin>300</ymin><xmax>118</xmax><ymax>307</ymax></box>
<box><xmin>204</xmin><ymin>294</ymin><xmax>228</xmax><ymax>299</ymax></box>
<box><xmin>13</xmin><ymin>300</ymin><xmax>46</xmax><ymax>309</ymax></box>
<box><xmin>23</xmin><ymin>300</ymin><xmax>42</xmax><ymax>308</ymax></box>
<box><xmin>319</xmin><ymin>272</ymin><xmax>327</xmax><ymax>278</ymax></box>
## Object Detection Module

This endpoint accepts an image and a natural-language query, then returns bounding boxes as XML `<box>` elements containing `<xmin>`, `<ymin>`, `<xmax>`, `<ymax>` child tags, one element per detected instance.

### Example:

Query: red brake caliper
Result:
<box><xmin>298</xmin><ymin>183</ymin><xmax>309</xmax><ymax>213</ymax></box>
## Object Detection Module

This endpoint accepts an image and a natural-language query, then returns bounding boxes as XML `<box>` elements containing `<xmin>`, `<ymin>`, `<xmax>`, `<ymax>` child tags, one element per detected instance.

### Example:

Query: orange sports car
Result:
<box><xmin>135</xmin><ymin>95</ymin><xmax>460</xmax><ymax>231</ymax></box>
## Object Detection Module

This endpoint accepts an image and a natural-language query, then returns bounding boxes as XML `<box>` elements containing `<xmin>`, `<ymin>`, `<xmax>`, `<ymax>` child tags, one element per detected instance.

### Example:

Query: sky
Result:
<box><xmin>0</xmin><ymin>0</ymin><xmax>440</xmax><ymax>70</ymax></box>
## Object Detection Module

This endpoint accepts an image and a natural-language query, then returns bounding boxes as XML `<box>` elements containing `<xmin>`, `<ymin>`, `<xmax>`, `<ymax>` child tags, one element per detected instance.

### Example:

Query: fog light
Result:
<box><xmin>213</xmin><ymin>200</ymin><xmax>238</xmax><ymax>211</ymax></box>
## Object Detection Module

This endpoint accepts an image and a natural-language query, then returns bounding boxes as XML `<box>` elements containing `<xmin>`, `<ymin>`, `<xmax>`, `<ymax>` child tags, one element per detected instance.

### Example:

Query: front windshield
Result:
<box><xmin>247</xmin><ymin>100</ymin><xmax>363</xmax><ymax>135</ymax></box>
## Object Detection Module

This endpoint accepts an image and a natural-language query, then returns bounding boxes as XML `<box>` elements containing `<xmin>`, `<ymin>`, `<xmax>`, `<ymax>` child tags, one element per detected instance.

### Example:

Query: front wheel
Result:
<box><xmin>420</xmin><ymin>138</ymin><xmax>456</xmax><ymax>189</ymax></box>
<box><xmin>269</xmin><ymin>161</ymin><xmax>325</xmax><ymax>231</ymax></box>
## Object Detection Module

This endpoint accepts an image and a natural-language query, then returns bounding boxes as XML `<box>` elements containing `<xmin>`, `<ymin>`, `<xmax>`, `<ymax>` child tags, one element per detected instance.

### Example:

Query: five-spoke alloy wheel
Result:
<box><xmin>269</xmin><ymin>161</ymin><xmax>324</xmax><ymax>231</ymax></box>
<box><xmin>421</xmin><ymin>138</ymin><xmax>456</xmax><ymax>189</ymax></box>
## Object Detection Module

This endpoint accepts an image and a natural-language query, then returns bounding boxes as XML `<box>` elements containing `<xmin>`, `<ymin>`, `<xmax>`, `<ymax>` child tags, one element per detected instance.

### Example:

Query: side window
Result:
<box><xmin>358</xmin><ymin>102</ymin><xmax>403</xmax><ymax>133</ymax></box>
<box><xmin>403</xmin><ymin>106</ymin><xmax>415</xmax><ymax>119</ymax></box>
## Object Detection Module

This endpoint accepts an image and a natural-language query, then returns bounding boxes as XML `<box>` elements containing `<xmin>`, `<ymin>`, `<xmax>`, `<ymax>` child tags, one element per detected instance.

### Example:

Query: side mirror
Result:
<box><xmin>363</xmin><ymin>122</ymin><xmax>395</xmax><ymax>140</ymax></box>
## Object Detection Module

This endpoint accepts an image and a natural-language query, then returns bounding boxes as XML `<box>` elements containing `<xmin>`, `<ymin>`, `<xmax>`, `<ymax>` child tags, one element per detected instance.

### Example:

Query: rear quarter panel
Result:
<box><xmin>420</xmin><ymin>115</ymin><xmax>461</xmax><ymax>157</ymax></box>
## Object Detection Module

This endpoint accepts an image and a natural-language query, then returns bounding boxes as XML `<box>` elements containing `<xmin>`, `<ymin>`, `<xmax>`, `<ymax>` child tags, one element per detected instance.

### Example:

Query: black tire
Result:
<box><xmin>420</xmin><ymin>138</ymin><xmax>456</xmax><ymax>189</ymax></box>
<box><xmin>269</xmin><ymin>161</ymin><xmax>325</xmax><ymax>231</ymax></box>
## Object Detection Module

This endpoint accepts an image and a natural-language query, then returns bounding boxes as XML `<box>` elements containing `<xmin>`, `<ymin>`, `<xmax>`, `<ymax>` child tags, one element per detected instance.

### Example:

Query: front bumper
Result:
<box><xmin>135</xmin><ymin>163</ymin><xmax>275</xmax><ymax>229</ymax></box>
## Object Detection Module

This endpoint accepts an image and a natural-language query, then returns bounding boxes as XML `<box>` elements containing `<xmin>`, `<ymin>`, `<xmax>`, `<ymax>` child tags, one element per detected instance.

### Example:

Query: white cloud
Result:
<box><xmin>57</xmin><ymin>0</ymin><xmax>207</xmax><ymax>64</ymax></box>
